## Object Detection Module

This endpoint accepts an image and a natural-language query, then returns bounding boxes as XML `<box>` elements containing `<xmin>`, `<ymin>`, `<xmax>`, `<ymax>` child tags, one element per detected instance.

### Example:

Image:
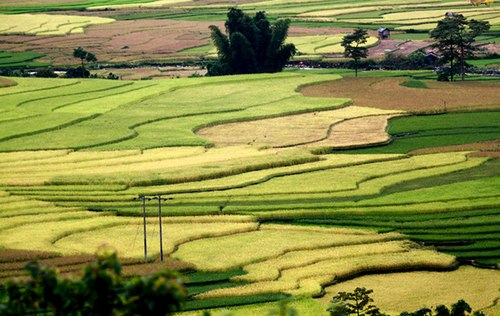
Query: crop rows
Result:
<box><xmin>0</xmin><ymin>14</ymin><xmax>115</xmax><ymax>35</ymax></box>
<box><xmin>0</xmin><ymin>50</ymin><xmax>48</xmax><ymax>68</ymax></box>
<box><xmin>173</xmin><ymin>224</ymin><xmax>454</xmax><ymax>297</ymax></box>
<box><xmin>0</xmin><ymin>73</ymin><xmax>350</xmax><ymax>151</ymax></box>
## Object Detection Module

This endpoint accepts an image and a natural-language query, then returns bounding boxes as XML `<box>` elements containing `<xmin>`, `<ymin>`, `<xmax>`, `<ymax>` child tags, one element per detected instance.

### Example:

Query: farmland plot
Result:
<box><xmin>0</xmin><ymin>14</ymin><xmax>114</xmax><ymax>35</ymax></box>
<box><xmin>0</xmin><ymin>72</ymin><xmax>499</xmax><ymax>314</ymax></box>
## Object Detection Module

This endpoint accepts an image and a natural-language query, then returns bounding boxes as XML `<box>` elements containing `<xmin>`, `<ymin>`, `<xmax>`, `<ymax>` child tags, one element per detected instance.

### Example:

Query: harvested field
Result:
<box><xmin>300</xmin><ymin>77</ymin><xmax>500</xmax><ymax>112</ymax></box>
<box><xmin>312</xmin><ymin>114</ymin><xmax>402</xmax><ymax>149</ymax></box>
<box><xmin>321</xmin><ymin>266</ymin><xmax>500</xmax><ymax>315</ymax></box>
<box><xmin>197</xmin><ymin>106</ymin><xmax>402</xmax><ymax>148</ymax></box>
<box><xmin>93</xmin><ymin>66</ymin><xmax>206</xmax><ymax>80</ymax></box>
<box><xmin>0</xmin><ymin>77</ymin><xmax>16</xmax><ymax>87</ymax></box>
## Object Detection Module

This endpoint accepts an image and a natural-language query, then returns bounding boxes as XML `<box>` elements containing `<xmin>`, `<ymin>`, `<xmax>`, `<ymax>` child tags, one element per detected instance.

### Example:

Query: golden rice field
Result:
<box><xmin>0</xmin><ymin>14</ymin><xmax>115</xmax><ymax>35</ymax></box>
<box><xmin>197</xmin><ymin>106</ymin><xmax>402</xmax><ymax>148</ymax></box>
<box><xmin>322</xmin><ymin>266</ymin><xmax>500</xmax><ymax>315</ymax></box>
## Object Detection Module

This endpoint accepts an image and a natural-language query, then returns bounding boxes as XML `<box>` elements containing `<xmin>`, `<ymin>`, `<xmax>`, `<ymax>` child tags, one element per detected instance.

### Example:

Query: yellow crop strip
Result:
<box><xmin>196</xmin><ymin>250</ymin><xmax>455</xmax><ymax>298</ymax></box>
<box><xmin>54</xmin><ymin>221</ymin><xmax>259</xmax><ymax>259</ymax></box>
<box><xmin>0</xmin><ymin>14</ymin><xmax>115</xmax><ymax>36</ymax></box>
<box><xmin>236</xmin><ymin>240</ymin><xmax>410</xmax><ymax>282</ymax></box>
<box><xmin>173</xmin><ymin>224</ymin><xmax>404</xmax><ymax>271</ymax></box>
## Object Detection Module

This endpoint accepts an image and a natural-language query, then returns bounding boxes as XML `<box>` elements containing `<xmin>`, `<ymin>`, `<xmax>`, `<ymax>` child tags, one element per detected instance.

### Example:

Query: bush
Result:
<box><xmin>0</xmin><ymin>246</ymin><xmax>186</xmax><ymax>315</ymax></box>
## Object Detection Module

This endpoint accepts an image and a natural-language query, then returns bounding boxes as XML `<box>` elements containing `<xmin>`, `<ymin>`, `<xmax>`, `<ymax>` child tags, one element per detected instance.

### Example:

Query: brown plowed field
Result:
<box><xmin>0</xmin><ymin>77</ymin><xmax>17</xmax><ymax>87</ymax></box>
<box><xmin>300</xmin><ymin>77</ymin><xmax>500</xmax><ymax>112</ymax></box>
<box><xmin>0</xmin><ymin>19</ymin><xmax>224</xmax><ymax>65</ymax></box>
<box><xmin>0</xmin><ymin>248</ymin><xmax>193</xmax><ymax>281</ymax></box>
<box><xmin>0</xmin><ymin>22</ymin><xmax>396</xmax><ymax>65</ymax></box>
<box><xmin>368</xmin><ymin>39</ymin><xmax>430</xmax><ymax>59</ymax></box>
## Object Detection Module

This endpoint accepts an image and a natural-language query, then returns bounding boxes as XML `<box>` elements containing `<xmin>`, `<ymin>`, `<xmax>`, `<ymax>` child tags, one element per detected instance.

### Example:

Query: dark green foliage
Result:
<box><xmin>400</xmin><ymin>299</ymin><xmax>484</xmax><ymax>316</ymax></box>
<box><xmin>73</xmin><ymin>47</ymin><xmax>97</xmax><ymax>78</ymax></box>
<box><xmin>181</xmin><ymin>293</ymin><xmax>288</xmax><ymax>311</ymax></box>
<box><xmin>65</xmin><ymin>66</ymin><xmax>90</xmax><ymax>79</ymax></box>
<box><xmin>208</xmin><ymin>8</ymin><xmax>296</xmax><ymax>75</ymax></box>
<box><xmin>430</xmin><ymin>14</ymin><xmax>490</xmax><ymax>81</ymax></box>
<box><xmin>380</xmin><ymin>51</ymin><xmax>437</xmax><ymax>70</ymax></box>
<box><xmin>0</xmin><ymin>246</ymin><xmax>186</xmax><ymax>315</ymax></box>
<box><xmin>341</xmin><ymin>28</ymin><xmax>369</xmax><ymax>77</ymax></box>
<box><xmin>329</xmin><ymin>287</ymin><xmax>385</xmax><ymax>316</ymax></box>
<box><xmin>435</xmin><ymin>305</ymin><xmax>450</xmax><ymax>316</ymax></box>
<box><xmin>34</xmin><ymin>68</ymin><xmax>58</xmax><ymax>78</ymax></box>
<box><xmin>327</xmin><ymin>300</ymin><xmax>349</xmax><ymax>316</ymax></box>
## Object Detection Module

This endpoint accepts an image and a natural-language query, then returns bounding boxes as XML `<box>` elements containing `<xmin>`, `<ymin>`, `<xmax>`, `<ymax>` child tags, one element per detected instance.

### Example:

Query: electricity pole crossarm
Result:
<box><xmin>133</xmin><ymin>195</ymin><xmax>152</xmax><ymax>262</ymax></box>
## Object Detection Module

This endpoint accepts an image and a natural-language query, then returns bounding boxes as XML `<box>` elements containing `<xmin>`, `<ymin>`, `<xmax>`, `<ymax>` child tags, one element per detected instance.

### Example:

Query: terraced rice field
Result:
<box><xmin>0</xmin><ymin>72</ymin><xmax>499</xmax><ymax>314</ymax></box>
<box><xmin>0</xmin><ymin>14</ymin><xmax>115</xmax><ymax>35</ymax></box>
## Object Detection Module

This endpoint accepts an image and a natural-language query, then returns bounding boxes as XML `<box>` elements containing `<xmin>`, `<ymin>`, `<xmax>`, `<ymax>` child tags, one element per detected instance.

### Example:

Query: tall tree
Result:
<box><xmin>208</xmin><ymin>8</ymin><xmax>296</xmax><ymax>76</ymax></box>
<box><xmin>341</xmin><ymin>28</ymin><xmax>369</xmax><ymax>77</ymax></box>
<box><xmin>430</xmin><ymin>14</ymin><xmax>490</xmax><ymax>81</ymax></box>
<box><xmin>330</xmin><ymin>287</ymin><xmax>384</xmax><ymax>316</ymax></box>
<box><xmin>73</xmin><ymin>47</ymin><xmax>97</xmax><ymax>78</ymax></box>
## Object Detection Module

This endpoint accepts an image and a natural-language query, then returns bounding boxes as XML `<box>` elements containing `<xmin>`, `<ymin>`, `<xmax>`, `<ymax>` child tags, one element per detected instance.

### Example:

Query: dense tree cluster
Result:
<box><xmin>207</xmin><ymin>8</ymin><xmax>296</xmax><ymax>76</ymax></box>
<box><xmin>0</xmin><ymin>247</ymin><xmax>186</xmax><ymax>315</ymax></box>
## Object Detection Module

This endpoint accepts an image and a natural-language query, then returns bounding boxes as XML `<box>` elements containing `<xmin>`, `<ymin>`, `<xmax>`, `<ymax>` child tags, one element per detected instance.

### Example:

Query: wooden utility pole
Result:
<box><xmin>153</xmin><ymin>195</ymin><xmax>173</xmax><ymax>262</ymax></box>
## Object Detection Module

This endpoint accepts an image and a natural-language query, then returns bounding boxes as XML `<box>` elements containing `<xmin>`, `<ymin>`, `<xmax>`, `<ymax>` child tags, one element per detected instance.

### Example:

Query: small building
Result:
<box><xmin>377</xmin><ymin>28</ymin><xmax>390</xmax><ymax>39</ymax></box>
<box><xmin>425</xmin><ymin>52</ymin><xmax>439</xmax><ymax>64</ymax></box>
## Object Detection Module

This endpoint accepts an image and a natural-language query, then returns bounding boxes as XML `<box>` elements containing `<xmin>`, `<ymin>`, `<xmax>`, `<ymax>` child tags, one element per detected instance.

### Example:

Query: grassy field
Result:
<box><xmin>0</xmin><ymin>50</ymin><xmax>48</xmax><ymax>68</ymax></box>
<box><xmin>0</xmin><ymin>72</ymin><xmax>499</xmax><ymax>314</ymax></box>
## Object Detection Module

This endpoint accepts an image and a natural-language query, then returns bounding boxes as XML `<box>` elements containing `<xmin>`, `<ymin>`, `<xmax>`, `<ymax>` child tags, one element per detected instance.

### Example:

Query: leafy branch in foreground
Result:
<box><xmin>0</xmin><ymin>246</ymin><xmax>186</xmax><ymax>316</ymax></box>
